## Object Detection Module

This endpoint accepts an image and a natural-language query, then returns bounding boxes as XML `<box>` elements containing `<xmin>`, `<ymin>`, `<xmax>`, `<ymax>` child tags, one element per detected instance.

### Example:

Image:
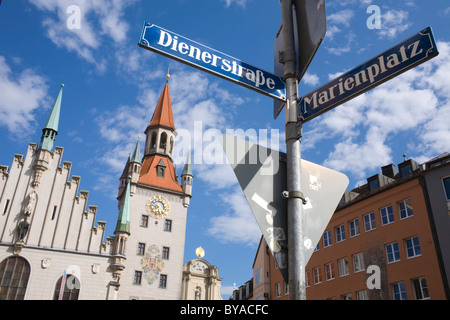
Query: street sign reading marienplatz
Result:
<box><xmin>298</xmin><ymin>27</ymin><xmax>439</xmax><ymax>123</ymax></box>
<box><xmin>139</xmin><ymin>22</ymin><xmax>287</xmax><ymax>102</ymax></box>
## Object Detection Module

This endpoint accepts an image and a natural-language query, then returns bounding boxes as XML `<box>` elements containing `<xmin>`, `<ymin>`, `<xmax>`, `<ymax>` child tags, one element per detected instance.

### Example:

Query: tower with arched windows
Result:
<box><xmin>109</xmin><ymin>77</ymin><xmax>194</xmax><ymax>300</ymax></box>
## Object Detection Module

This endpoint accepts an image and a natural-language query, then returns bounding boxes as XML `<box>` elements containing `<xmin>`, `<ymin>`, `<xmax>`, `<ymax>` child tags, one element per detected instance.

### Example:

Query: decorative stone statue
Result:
<box><xmin>24</xmin><ymin>191</ymin><xmax>37</xmax><ymax>216</ymax></box>
<box><xmin>17</xmin><ymin>217</ymin><xmax>30</xmax><ymax>242</ymax></box>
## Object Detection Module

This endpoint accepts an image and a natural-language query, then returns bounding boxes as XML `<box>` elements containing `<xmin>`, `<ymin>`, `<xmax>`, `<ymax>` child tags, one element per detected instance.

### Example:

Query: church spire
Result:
<box><xmin>182</xmin><ymin>149</ymin><xmax>193</xmax><ymax>177</ymax></box>
<box><xmin>145</xmin><ymin>79</ymin><xmax>176</xmax><ymax>133</ymax></box>
<box><xmin>181</xmin><ymin>149</ymin><xmax>193</xmax><ymax>208</ymax></box>
<box><xmin>39</xmin><ymin>84</ymin><xmax>64</xmax><ymax>151</ymax></box>
<box><xmin>130</xmin><ymin>137</ymin><xmax>141</xmax><ymax>164</ymax></box>
<box><xmin>115</xmin><ymin>177</ymin><xmax>131</xmax><ymax>235</ymax></box>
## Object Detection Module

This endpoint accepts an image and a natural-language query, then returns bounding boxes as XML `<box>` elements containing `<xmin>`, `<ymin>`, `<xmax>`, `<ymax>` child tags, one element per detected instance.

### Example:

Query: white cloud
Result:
<box><xmin>305</xmin><ymin>41</ymin><xmax>450</xmax><ymax>183</ymax></box>
<box><xmin>0</xmin><ymin>56</ymin><xmax>49</xmax><ymax>138</ymax></box>
<box><xmin>327</xmin><ymin>9</ymin><xmax>354</xmax><ymax>27</ymax></box>
<box><xmin>326</xmin><ymin>32</ymin><xmax>356</xmax><ymax>56</ymax></box>
<box><xmin>97</xmin><ymin>104</ymin><xmax>148</xmax><ymax>144</ymax></box>
<box><xmin>222</xmin><ymin>0</ymin><xmax>248</xmax><ymax>8</ymax></box>
<box><xmin>206</xmin><ymin>186</ymin><xmax>260</xmax><ymax>246</ymax></box>
<box><xmin>29</xmin><ymin>0</ymin><xmax>135</xmax><ymax>70</ymax></box>
<box><xmin>378</xmin><ymin>9</ymin><xmax>411</xmax><ymax>39</ymax></box>
<box><xmin>302</xmin><ymin>73</ymin><xmax>320</xmax><ymax>86</ymax></box>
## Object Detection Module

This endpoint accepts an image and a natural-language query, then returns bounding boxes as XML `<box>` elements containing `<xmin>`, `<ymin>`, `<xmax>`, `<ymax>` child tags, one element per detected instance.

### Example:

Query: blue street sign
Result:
<box><xmin>298</xmin><ymin>27</ymin><xmax>439</xmax><ymax>123</ymax></box>
<box><xmin>139</xmin><ymin>22</ymin><xmax>286</xmax><ymax>102</ymax></box>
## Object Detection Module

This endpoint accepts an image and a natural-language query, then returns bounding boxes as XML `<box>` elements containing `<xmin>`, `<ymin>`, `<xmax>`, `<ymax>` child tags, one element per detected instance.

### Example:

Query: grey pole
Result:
<box><xmin>280</xmin><ymin>0</ymin><xmax>306</xmax><ymax>300</ymax></box>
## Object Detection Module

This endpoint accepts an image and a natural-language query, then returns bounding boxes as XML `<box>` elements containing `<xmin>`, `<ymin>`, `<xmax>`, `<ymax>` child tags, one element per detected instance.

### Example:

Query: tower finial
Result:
<box><xmin>166</xmin><ymin>68</ymin><xmax>170</xmax><ymax>81</ymax></box>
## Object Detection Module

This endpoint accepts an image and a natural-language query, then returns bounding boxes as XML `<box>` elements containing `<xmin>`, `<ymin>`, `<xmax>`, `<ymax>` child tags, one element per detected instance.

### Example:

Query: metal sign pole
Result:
<box><xmin>281</xmin><ymin>0</ymin><xmax>306</xmax><ymax>300</ymax></box>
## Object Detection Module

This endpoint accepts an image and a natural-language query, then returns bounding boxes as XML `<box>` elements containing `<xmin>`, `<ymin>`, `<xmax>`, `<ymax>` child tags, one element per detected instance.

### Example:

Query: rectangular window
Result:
<box><xmin>162</xmin><ymin>246</ymin><xmax>170</xmax><ymax>259</ymax></box>
<box><xmin>305</xmin><ymin>270</ymin><xmax>310</xmax><ymax>287</ymax></box>
<box><xmin>356</xmin><ymin>290</ymin><xmax>369</xmax><ymax>300</ymax></box>
<box><xmin>349</xmin><ymin>218</ymin><xmax>360</xmax><ymax>237</ymax></box>
<box><xmin>314</xmin><ymin>242</ymin><xmax>320</xmax><ymax>252</ymax></box>
<box><xmin>398</xmin><ymin>198</ymin><xmax>414</xmax><ymax>219</ymax></box>
<box><xmin>335</xmin><ymin>224</ymin><xmax>346</xmax><ymax>243</ymax></box>
<box><xmin>341</xmin><ymin>293</ymin><xmax>352</xmax><ymax>300</ymax></box>
<box><xmin>325</xmin><ymin>262</ymin><xmax>335</xmax><ymax>281</ymax></box>
<box><xmin>405</xmin><ymin>236</ymin><xmax>421</xmax><ymax>258</ymax></box>
<box><xmin>312</xmin><ymin>267</ymin><xmax>322</xmax><ymax>285</ymax></box>
<box><xmin>275</xmin><ymin>282</ymin><xmax>281</xmax><ymax>297</ymax></box>
<box><xmin>364</xmin><ymin>212</ymin><xmax>376</xmax><ymax>232</ymax></box>
<box><xmin>412</xmin><ymin>277</ymin><xmax>430</xmax><ymax>300</ymax></box>
<box><xmin>400</xmin><ymin>164</ymin><xmax>412</xmax><ymax>178</ymax></box>
<box><xmin>284</xmin><ymin>281</ymin><xmax>289</xmax><ymax>295</ymax></box>
<box><xmin>137</xmin><ymin>243</ymin><xmax>145</xmax><ymax>255</ymax></box>
<box><xmin>140</xmin><ymin>215</ymin><xmax>149</xmax><ymax>227</ymax></box>
<box><xmin>254</xmin><ymin>268</ymin><xmax>262</xmax><ymax>286</ymax></box>
<box><xmin>51</xmin><ymin>205</ymin><xmax>58</xmax><ymax>220</ymax></box>
<box><xmin>380</xmin><ymin>205</ymin><xmax>394</xmax><ymax>225</ymax></box>
<box><xmin>159</xmin><ymin>274</ymin><xmax>167</xmax><ymax>288</ymax></box>
<box><xmin>164</xmin><ymin>219</ymin><xmax>172</xmax><ymax>232</ymax></box>
<box><xmin>352</xmin><ymin>253</ymin><xmax>365</xmax><ymax>273</ymax></box>
<box><xmin>338</xmin><ymin>258</ymin><xmax>349</xmax><ymax>277</ymax></box>
<box><xmin>133</xmin><ymin>271</ymin><xmax>142</xmax><ymax>285</ymax></box>
<box><xmin>393</xmin><ymin>282</ymin><xmax>407</xmax><ymax>300</ymax></box>
<box><xmin>442</xmin><ymin>177</ymin><xmax>450</xmax><ymax>200</ymax></box>
<box><xmin>386</xmin><ymin>242</ymin><xmax>400</xmax><ymax>263</ymax></box>
<box><xmin>323</xmin><ymin>230</ymin><xmax>332</xmax><ymax>248</ymax></box>
<box><xmin>3</xmin><ymin>199</ymin><xmax>10</xmax><ymax>215</ymax></box>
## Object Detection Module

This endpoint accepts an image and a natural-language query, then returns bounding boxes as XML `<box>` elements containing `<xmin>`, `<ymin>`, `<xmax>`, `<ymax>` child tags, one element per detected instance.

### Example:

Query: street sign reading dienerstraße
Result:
<box><xmin>298</xmin><ymin>27</ymin><xmax>439</xmax><ymax>123</ymax></box>
<box><xmin>139</xmin><ymin>22</ymin><xmax>287</xmax><ymax>102</ymax></box>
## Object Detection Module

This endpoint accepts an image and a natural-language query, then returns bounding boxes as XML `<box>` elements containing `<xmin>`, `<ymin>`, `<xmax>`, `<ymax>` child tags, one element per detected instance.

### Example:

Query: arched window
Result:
<box><xmin>53</xmin><ymin>274</ymin><xmax>80</xmax><ymax>300</ymax></box>
<box><xmin>170</xmin><ymin>137</ymin><xmax>174</xmax><ymax>154</ymax></box>
<box><xmin>151</xmin><ymin>132</ymin><xmax>157</xmax><ymax>149</ymax></box>
<box><xmin>0</xmin><ymin>256</ymin><xmax>31</xmax><ymax>300</ymax></box>
<box><xmin>195</xmin><ymin>286</ymin><xmax>201</xmax><ymax>300</ymax></box>
<box><xmin>160</xmin><ymin>132</ymin><xmax>167</xmax><ymax>152</ymax></box>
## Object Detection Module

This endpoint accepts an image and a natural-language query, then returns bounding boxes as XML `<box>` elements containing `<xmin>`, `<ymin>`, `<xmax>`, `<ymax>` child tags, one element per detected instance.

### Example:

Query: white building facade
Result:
<box><xmin>0</xmin><ymin>80</ymin><xmax>194</xmax><ymax>300</ymax></box>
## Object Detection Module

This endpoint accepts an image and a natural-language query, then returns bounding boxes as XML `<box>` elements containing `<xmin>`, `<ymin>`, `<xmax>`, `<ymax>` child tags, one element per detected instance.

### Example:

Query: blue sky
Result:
<box><xmin>0</xmin><ymin>0</ymin><xmax>449</xmax><ymax>299</ymax></box>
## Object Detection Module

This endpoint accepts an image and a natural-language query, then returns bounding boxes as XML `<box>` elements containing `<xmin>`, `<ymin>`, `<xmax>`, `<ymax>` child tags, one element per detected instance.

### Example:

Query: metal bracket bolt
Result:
<box><xmin>282</xmin><ymin>191</ymin><xmax>307</xmax><ymax>205</ymax></box>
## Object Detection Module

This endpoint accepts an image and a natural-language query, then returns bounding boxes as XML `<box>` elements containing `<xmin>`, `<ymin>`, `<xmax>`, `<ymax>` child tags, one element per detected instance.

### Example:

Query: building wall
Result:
<box><xmin>115</xmin><ymin>186</ymin><xmax>188</xmax><ymax>300</ymax></box>
<box><xmin>251</xmin><ymin>238</ymin><xmax>271</xmax><ymax>300</ymax></box>
<box><xmin>270</xmin><ymin>247</ymin><xmax>289</xmax><ymax>300</ymax></box>
<box><xmin>0</xmin><ymin>144</ymin><xmax>109</xmax><ymax>254</ymax></box>
<box><xmin>422</xmin><ymin>162</ymin><xmax>450</xmax><ymax>296</ymax></box>
<box><xmin>0</xmin><ymin>247</ymin><xmax>112</xmax><ymax>300</ymax></box>
<box><xmin>0</xmin><ymin>144</ymin><xmax>114</xmax><ymax>300</ymax></box>
<box><xmin>181</xmin><ymin>259</ymin><xmax>223</xmax><ymax>300</ymax></box>
<box><xmin>306</xmin><ymin>178</ymin><xmax>446</xmax><ymax>300</ymax></box>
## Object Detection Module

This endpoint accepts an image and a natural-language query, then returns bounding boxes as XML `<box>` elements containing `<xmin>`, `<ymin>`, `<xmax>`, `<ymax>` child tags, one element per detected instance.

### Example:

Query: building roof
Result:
<box><xmin>130</xmin><ymin>138</ymin><xmax>141</xmax><ymax>164</ymax></box>
<box><xmin>182</xmin><ymin>150</ymin><xmax>193</xmax><ymax>177</ymax></box>
<box><xmin>115</xmin><ymin>177</ymin><xmax>131</xmax><ymax>235</ymax></box>
<box><xmin>139</xmin><ymin>155</ymin><xmax>182</xmax><ymax>193</ymax></box>
<box><xmin>146</xmin><ymin>81</ymin><xmax>176</xmax><ymax>132</ymax></box>
<box><xmin>44</xmin><ymin>84</ymin><xmax>64</xmax><ymax>133</ymax></box>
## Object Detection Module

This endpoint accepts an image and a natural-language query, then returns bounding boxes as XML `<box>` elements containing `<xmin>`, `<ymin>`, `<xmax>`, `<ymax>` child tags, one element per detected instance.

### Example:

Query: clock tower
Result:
<box><xmin>111</xmin><ymin>75</ymin><xmax>193</xmax><ymax>300</ymax></box>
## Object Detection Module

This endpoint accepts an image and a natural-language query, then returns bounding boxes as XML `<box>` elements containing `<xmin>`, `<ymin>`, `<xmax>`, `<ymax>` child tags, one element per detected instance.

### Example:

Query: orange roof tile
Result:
<box><xmin>147</xmin><ymin>82</ymin><xmax>176</xmax><ymax>131</ymax></box>
<box><xmin>138</xmin><ymin>155</ymin><xmax>182</xmax><ymax>193</ymax></box>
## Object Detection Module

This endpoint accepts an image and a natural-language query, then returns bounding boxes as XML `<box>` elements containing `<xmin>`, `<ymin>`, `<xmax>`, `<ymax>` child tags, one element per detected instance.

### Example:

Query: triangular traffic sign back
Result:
<box><xmin>220</xmin><ymin>135</ymin><xmax>349</xmax><ymax>283</ymax></box>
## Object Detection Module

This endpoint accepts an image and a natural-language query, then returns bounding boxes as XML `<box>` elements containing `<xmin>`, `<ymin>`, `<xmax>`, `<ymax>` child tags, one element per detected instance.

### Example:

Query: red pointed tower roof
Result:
<box><xmin>139</xmin><ymin>78</ymin><xmax>182</xmax><ymax>193</ymax></box>
<box><xmin>146</xmin><ymin>81</ymin><xmax>176</xmax><ymax>132</ymax></box>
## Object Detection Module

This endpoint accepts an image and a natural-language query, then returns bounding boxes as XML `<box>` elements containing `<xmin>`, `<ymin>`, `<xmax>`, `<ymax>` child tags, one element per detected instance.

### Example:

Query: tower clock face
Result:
<box><xmin>146</xmin><ymin>195</ymin><xmax>170</xmax><ymax>219</ymax></box>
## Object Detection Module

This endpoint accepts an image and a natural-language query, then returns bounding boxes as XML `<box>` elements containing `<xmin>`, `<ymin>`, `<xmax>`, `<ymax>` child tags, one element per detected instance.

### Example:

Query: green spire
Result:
<box><xmin>130</xmin><ymin>137</ymin><xmax>141</xmax><ymax>164</ymax></box>
<box><xmin>39</xmin><ymin>84</ymin><xmax>64</xmax><ymax>151</ymax></box>
<box><xmin>182</xmin><ymin>149</ymin><xmax>193</xmax><ymax>177</ymax></box>
<box><xmin>115</xmin><ymin>177</ymin><xmax>131</xmax><ymax>235</ymax></box>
